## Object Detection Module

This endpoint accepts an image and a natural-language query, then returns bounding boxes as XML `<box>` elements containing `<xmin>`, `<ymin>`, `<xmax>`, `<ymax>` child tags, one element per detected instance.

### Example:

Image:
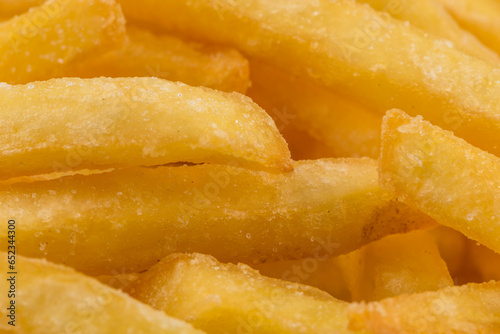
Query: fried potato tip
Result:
<box><xmin>0</xmin><ymin>77</ymin><xmax>291</xmax><ymax>180</ymax></box>
<box><xmin>128</xmin><ymin>253</ymin><xmax>357</xmax><ymax>334</ymax></box>
<box><xmin>379</xmin><ymin>109</ymin><xmax>500</xmax><ymax>255</ymax></box>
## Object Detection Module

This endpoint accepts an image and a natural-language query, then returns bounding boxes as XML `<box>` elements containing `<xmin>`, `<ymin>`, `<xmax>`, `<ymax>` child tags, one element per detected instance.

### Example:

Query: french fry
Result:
<box><xmin>435</xmin><ymin>0</ymin><xmax>500</xmax><ymax>56</ymax></box>
<box><xmin>118</xmin><ymin>0</ymin><xmax>500</xmax><ymax>158</ymax></box>
<box><xmin>0</xmin><ymin>158</ymin><xmax>434</xmax><ymax>275</ymax></box>
<box><xmin>358</xmin><ymin>0</ymin><xmax>499</xmax><ymax>63</ymax></box>
<box><xmin>348</xmin><ymin>281</ymin><xmax>500</xmax><ymax>333</ymax></box>
<box><xmin>69</xmin><ymin>26</ymin><xmax>250</xmax><ymax>93</ymax></box>
<box><xmin>0</xmin><ymin>77</ymin><xmax>291</xmax><ymax>180</ymax></box>
<box><xmin>0</xmin><ymin>254</ymin><xmax>204</xmax><ymax>333</ymax></box>
<box><xmin>252</xmin><ymin>257</ymin><xmax>351</xmax><ymax>302</ymax></box>
<box><xmin>336</xmin><ymin>230</ymin><xmax>453</xmax><ymax>302</ymax></box>
<box><xmin>379</xmin><ymin>109</ymin><xmax>500</xmax><ymax>255</ymax></box>
<box><xmin>0</xmin><ymin>0</ymin><xmax>126</xmax><ymax>84</ymax></box>
<box><xmin>128</xmin><ymin>253</ymin><xmax>355</xmax><ymax>334</ymax></box>
<box><xmin>248</xmin><ymin>60</ymin><xmax>381</xmax><ymax>158</ymax></box>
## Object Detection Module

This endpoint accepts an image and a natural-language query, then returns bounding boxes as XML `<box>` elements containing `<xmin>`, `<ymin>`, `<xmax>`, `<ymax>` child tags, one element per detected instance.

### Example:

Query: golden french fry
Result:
<box><xmin>336</xmin><ymin>230</ymin><xmax>453</xmax><ymax>302</ymax></box>
<box><xmin>252</xmin><ymin>257</ymin><xmax>351</xmax><ymax>301</ymax></box>
<box><xmin>0</xmin><ymin>158</ymin><xmax>433</xmax><ymax>275</ymax></box>
<box><xmin>435</xmin><ymin>0</ymin><xmax>500</xmax><ymax>56</ymax></box>
<box><xmin>348</xmin><ymin>281</ymin><xmax>500</xmax><ymax>333</ymax></box>
<box><xmin>119</xmin><ymin>0</ymin><xmax>500</xmax><ymax>158</ymax></box>
<box><xmin>0</xmin><ymin>0</ymin><xmax>126</xmax><ymax>84</ymax></box>
<box><xmin>0</xmin><ymin>254</ymin><xmax>204</xmax><ymax>333</ymax></box>
<box><xmin>379</xmin><ymin>109</ymin><xmax>500</xmax><ymax>255</ymax></box>
<box><xmin>68</xmin><ymin>26</ymin><xmax>250</xmax><ymax>93</ymax></box>
<box><xmin>358</xmin><ymin>0</ymin><xmax>499</xmax><ymax>63</ymax></box>
<box><xmin>0</xmin><ymin>77</ymin><xmax>291</xmax><ymax>180</ymax></box>
<box><xmin>0</xmin><ymin>0</ymin><xmax>43</xmax><ymax>18</ymax></box>
<box><xmin>128</xmin><ymin>253</ymin><xmax>355</xmax><ymax>334</ymax></box>
<box><xmin>248</xmin><ymin>60</ymin><xmax>381</xmax><ymax>158</ymax></box>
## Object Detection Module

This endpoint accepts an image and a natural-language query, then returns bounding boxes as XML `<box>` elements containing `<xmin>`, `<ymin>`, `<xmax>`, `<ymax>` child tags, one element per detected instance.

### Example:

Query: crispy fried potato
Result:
<box><xmin>435</xmin><ymin>0</ymin><xmax>500</xmax><ymax>56</ymax></box>
<box><xmin>119</xmin><ymin>0</ymin><xmax>500</xmax><ymax>158</ymax></box>
<box><xmin>348</xmin><ymin>281</ymin><xmax>500</xmax><ymax>333</ymax></box>
<box><xmin>358</xmin><ymin>0</ymin><xmax>499</xmax><ymax>63</ymax></box>
<box><xmin>68</xmin><ymin>26</ymin><xmax>250</xmax><ymax>93</ymax></box>
<box><xmin>0</xmin><ymin>158</ymin><xmax>433</xmax><ymax>275</ymax></box>
<box><xmin>248</xmin><ymin>60</ymin><xmax>381</xmax><ymax>159</ymax></box>
<box><xmin>0</xmin><ymin>0</ymin><xmax>126</xmax><ymax>84</ymax></box>
<box><xmin>128</xmin><ymin>253</ymin><xmax>356</xmax><ymax>334</ymax></box>
<box><xmin>379</xmin><ymin>109</ymin><xmax>500</xmax><ymax>255</ymax></box>
<box><xmin>0</xmin><ymin>254</ymin><xmax>204</xmax><ymax>333</ymax></box>
<box><xmin>252</xmin><ymin>257</ymin><xmax>351</xmax><ymax>302</ymax></box>
<box><xmin>0</xmin><ymin>77</ymin><xmax>291</xmax><ymax>180</ymax></box>
<box><xmin>337</xmin><ymin>230</ymin><xmax>453</xmax><ymax>302</ymax></box>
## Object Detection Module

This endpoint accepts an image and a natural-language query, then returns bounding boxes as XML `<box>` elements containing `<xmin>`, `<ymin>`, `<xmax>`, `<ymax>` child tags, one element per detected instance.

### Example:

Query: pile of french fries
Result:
<box><xmin>1</xmin><ymin>0</ymin><xmax>500</xmax><ymax>333</ymax></box>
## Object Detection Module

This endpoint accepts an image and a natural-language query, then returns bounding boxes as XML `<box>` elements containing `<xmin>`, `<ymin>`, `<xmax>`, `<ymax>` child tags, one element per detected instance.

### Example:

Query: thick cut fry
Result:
<box><xmin>128</xmin><ymin>253</ymin><xmax>356</xmax><ymax>334</ymax></box>
<box><xmin>0</xmin><ymin>0</ymin><xmax>126</xmax><ymax>84</ymax></box>
<box><xmin>0</xmin><ymin>77</ymin><xmax>291</xmax><ymax>180</ymax></box>
<box><xmin>379</xmin><ymin>109</ymin><xmax>500</xmax><ymax>255</ymax></box>
<box><xmin>248</xmin><ymin>60</ymin><xmax>381</xmax><ymax>158</ymax></box>
<box><xmin>119</xmin><ymin>0</ymin><xmax>500</xmax><ymax>158</ymax></box>
<box><xmin>68</xmin><ymin>26</ymin><xmax>250</xmax><ymax>93</ymax></box>
<box><xmin>337</xmin><ymin>230</ymin><xmax>453</xmax><ymax>302</ymax></box>
<box><xmin>252</xmin><ymin>257</ymin><xmax>351</xmax><ymax>301</ymax></box>
<box><xmin>0</xmin><ymin>0</ymin><xmax>43</xmax><ymax>18</ymax></box>
<box><xmin>435</xmin><ymin>0</ymin><xmax>500</xmax><ymax>56</ymax></box>
<box><xmin>348</xmin><ymin>281</ymin><xmax>500</xmax><ymax>333</ymax></box>
<box><xmin>358</xmin><ymin>0</ymin><xmax>499</xmax><ymax>63</ymax></box>
<box><xmin>0</xmin><ymin>158</ymin><xmax>433</xmax><ymax>275</ymax></box>
<box><xmin>0</xmin><ymin>254</ymin><xmax>204</xmax><ymax>333</ymax></box>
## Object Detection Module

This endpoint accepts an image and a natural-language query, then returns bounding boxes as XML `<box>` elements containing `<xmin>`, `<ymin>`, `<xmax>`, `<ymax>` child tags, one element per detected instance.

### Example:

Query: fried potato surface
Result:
<box><xmin>435</xmin><ymin>0</ymin><xmax>500</xmax><ymax>56</ymax></box>
<box><xmin>0</xmin><ymin>0</ymin><xmax>126</xmax><ymax>84</ymax></box>
<box><xmin>248</xmin><ymin>60</ymin><xmax>381</xmax><ymax>159</ymax></box>
<box><xmin>0</xmin><ymin>254</ymin><xmax>204</xmax><ymax>333</ymax></box>
<box><xmin>0</xmin><ymin>158</ymin><xmax>433</xmax><ymax>275</ymax></box>
<box><xmin>128</xmin><ymin>253</ymin><xmax>358</xmax><ymax>334</ymax></box>
<box><xmin>68</xmin><ymin>26</ymin><xmax>250</xmax><ymax>93</ymax></box>
<box><xmin>119</xmin><ymin>0</ymin><xmax>500</xmax><ymax>158</ymax></box>
<box><xmin>379</xmin><ymin>109</ymin><xmax>500</xmax><ymax>255</ymax></box>
<box><xmin>0</xmin><ymin>77</ymin><xmax>291</xmax><ymax>180</ymax></box>
<box><xmin>252</xmin><ymin>257</ymin><xmax>351</xmax><ymax>302</ymax></box>
<box><xmin>337</xmin><ymin>230</ymin><xmax>453</xmax><ymax>302</ymax></box>
<box><xmin>358</xmin><ymin>0</ymin><xmax>499</xmax><ymax>63</ymax></box>
<box><xmin>348</xmin><ymin>281</ymin><xmax>500</xmax><ymax>333</ymax></box>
